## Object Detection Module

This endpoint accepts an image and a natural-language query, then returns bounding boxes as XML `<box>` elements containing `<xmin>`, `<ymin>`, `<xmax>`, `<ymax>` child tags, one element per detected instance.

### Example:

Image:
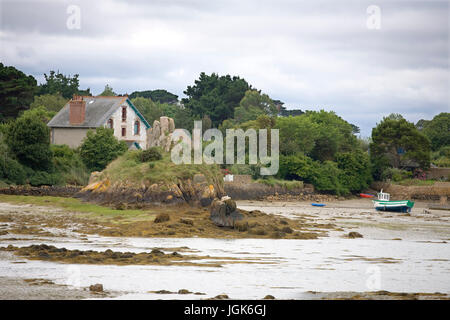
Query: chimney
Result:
<box><xmin>69</xmin><ymin>95</ymin><xmax>86</xmax><ymax>125</ymax></box>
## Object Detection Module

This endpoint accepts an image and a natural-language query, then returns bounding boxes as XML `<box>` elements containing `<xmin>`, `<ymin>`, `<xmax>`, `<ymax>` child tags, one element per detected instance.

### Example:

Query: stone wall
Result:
<box><xmin>426</xmin><ymin>167</ymin><xmax>450</xmax><ymax>180</ymax></box>
<box><xmin>224</xmin><ymin>181</ymin><xmax>313</xmax><ymax>200</ymax></box>
<box><xmin>371</xmin><ymin>181</ymin><xmax>450</xmax><ymax>200</ymax></box>
<box><xmin>0</xmin><ymin>185</ymin><xmax>82</xmax><ymax>197</ymax></box>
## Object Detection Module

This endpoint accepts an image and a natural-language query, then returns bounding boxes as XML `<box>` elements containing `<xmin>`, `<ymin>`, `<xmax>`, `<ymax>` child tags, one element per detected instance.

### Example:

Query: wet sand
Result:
<box><xmin>0</xmin><ymin>198</ymin><xmax>449</xmax><ymax>299</ymax></box>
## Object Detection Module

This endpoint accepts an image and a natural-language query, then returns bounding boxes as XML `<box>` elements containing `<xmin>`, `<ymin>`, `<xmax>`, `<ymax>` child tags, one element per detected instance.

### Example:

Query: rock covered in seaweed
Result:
<box><xmin>209</xmin><ymin>197</ymin><xmax>244</xmax><ymax>227</ymax></box>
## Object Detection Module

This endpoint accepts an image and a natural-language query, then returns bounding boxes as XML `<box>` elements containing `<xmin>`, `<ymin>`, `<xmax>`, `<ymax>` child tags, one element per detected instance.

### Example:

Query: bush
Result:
<box><xmin>0</xmin><ymin>157</ymin><xmax>27</xmax><ymax>185</ymax></box>
<box><xmin>51</xmin><ymin>144</ymin><xmax>90</xmax><ymax>185</ymax></box>
<box><xmin>79</xmin><ymin>127</ymin><xmax>128</xmax><ymax>172</ymax></box>
<box><xmin>336</xmin><ymin>150</ymin><xmax>372</xmax><ymax>192</ymax></box>
<box><xmin>139</xmin><ymin>147</ymin><xmax>163</xmax><ymax>162</ymax></box>
<box><xmin>29</xmin><ymin>171</ymin><xmax>62</xmax><ymax>186</ymax></box>
<box><xmin>380</xmin><ymin>168</ymin><xmax>412</xmax><ymax>182</ymax></box>
<box><xmin>4</xmin><ymin>111</ymin><xmax>53</xmax><ymax>171</ymax></box>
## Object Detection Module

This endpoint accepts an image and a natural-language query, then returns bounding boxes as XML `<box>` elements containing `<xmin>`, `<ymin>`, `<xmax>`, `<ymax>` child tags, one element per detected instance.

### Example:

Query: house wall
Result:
<box><xmin>51</xmin><ymin>127</ymin><xmax>91</xmax><ymax>148</ymax></box>
<box><xmin>105</xmin><ymin>102</ymin><xmax>147</xmax><ymax>149</ymax></box>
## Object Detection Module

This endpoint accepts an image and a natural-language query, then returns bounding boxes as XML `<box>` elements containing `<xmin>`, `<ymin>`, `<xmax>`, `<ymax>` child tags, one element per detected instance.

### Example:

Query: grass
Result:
<box><xmin>256</xmin><ymin>178</ymin><xmax>304</xmax><ymax>190</ymax></box>
<box><xmin>394</xmin><ymin>179</ymin><xmax>436</xmax><ymax>186</ymax></box>
<box><xmin>0</xmin><ymin>194</ymin><xmax>146</xmax><ymax>218</ymax></box>
<box><xmin>98</xmin><ymin>150</ymin><xmax>223</xmax><ymax>186</ymax></box>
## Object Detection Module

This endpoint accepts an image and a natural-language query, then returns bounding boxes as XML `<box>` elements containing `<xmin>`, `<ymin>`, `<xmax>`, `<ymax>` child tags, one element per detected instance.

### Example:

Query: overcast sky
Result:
<box><xmin>0</xmin><ymin>0</ymin><xmax>448</xmax><ymax>136</ymax></box>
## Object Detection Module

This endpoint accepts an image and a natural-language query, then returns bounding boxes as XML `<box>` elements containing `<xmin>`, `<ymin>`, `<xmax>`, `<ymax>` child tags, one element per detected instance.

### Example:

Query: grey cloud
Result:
<box><xmin>0</xmin><ymin>0</ymin><xmax>448</xmax><ymax>136</ymax></box>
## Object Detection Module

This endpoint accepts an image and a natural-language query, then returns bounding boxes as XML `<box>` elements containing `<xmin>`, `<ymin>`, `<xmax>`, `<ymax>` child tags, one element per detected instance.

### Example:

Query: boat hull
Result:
<box><xmin>372</xmin><ymin>200</ymin><xmax>414</xmax><ymax>213</ymax></box>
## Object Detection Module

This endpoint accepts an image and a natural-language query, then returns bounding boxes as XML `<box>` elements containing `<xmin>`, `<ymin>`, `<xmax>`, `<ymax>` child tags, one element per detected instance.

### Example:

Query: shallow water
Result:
<box><xmin>1</xmin><ymin>233</ymin><xmax>449</xmax><ymax>299</ymax></box>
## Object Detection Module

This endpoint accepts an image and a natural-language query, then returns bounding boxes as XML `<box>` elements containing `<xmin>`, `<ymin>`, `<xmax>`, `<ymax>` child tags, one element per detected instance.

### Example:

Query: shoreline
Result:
<box><xmin>0</xmin><ymin>196</ymin><xmax>449</xmax><ymax>299</ymax></box>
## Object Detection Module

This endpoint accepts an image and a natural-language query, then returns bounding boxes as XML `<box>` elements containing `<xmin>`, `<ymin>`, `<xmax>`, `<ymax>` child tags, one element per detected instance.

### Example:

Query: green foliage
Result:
<box><xmin>182</xmin><ymin>72</ymin><xmax>251</xmax><ymax>127</ymax></box>
<box><xmin>380</xmin><ymin>168</ymin><xmax>412</xmax><ymax>182</ymax></box>
<box><xmin>4</xmin><ymin>110</ymin><xmax>53</xmax><ymax>171</ymax></box>
<box><xmin>29</xmin><ymin>171</ymin><xmax>62</xmax><ymax>186</ymax></box>
<box><xmin>336</xmin><ymin>150</ymin><xmax>372</xmax><ymax>192</ymax></box>
<box><xmin>256</xmin><ymin>177</ymin><xmax>303</xmax><ymax>190</ymax></box>
<box><xmin>420</xmin><ymin>113</ymin><xmax>450</xmax><ymax>151</ymax></box>
<box><xmin>139</xmin><ymin>147</ymin><xmax>163</xmax><ymax>162</ymax></box>
<box><xmin>275</xmin><ymin>116</ymin><xmax>319</xmax><ymax>155</ymax></box>
<box><xmin>230</xmin><ymin>163</ymin><xmax>260</xmax><ymax>179</ymax></box>
<box><xmin>173</xmin><ymin>108</ymin><xmax>195</xmax><ymax>131</ymax></box>
<box><xmin>51</xmin><ymin>144</ymin><xmax>90</xmax><ymax>185</ymax></box>
<box><xmin>0</xmin><ymin>157</ymin><xmax>27</xmax><ymax>185</ymax></box>
<box><xmin>305</xmin><ymin>110</ymin><xmax>357</xmax><ymax>161</ymax></box>
<box><xmin>37</xmin><ymin>70</ymin><xmax>80</xmax><ymax>99</ymax></box>
<box><xmin>129</xmin><ymin>89</ymin><xmax>178</xmax><ymax>104</ymax></box>
<box><xmin>131</xmin><ymin>97</ymin><xmax>163</xmax><ymax>124</ymax></box>
<box><xmin>30</xmin><ymin>93</ymin><xmax>68</xmax><ymax>113</ymax></box>
<box><xmin>313</xmin><ymin>161</ymin><xmax>349</xmax><ymax>195</ymax></box>
<box><xmin>131</xmin><ymin>97</ymin><xmax>183</xmax><ymax>125</ymax></box>
<box><xmin>278</xmin><ymin>151</ymin><xmax>372</xmax><ymax>195</ymax></box>
<box><xmin>103</xmin><ymin>150</ymin><xmax>222</xmax><ymax>186</ymax></box>
<box><xmin>274</xmin><ymin>111</ymin><xmax>357</xmax><ymax>161</ymax></box>
<box><xmin>0</xmin><ymin>63</ymin><xmax>37</xmax><ymax>121</ymax></box>
<box><xmin>234</xmin><ymin>90</ymin><xmax>277</xmax><ymax>124</ymax></box>
<box><xmin>79</xmin><ymin>127</ymin><xmax>128</xmax><ymax>171</ymax></box>
<box><xmin>99</xmin><ymin>84</ymin><xmax>116</xmax><ymax>96</ymax></box>
<box><xmin>370</xmin><ymin>114</ymin><xmax>431</xmax><ymax>171</ymax></box>
<box><xmin>20</xmin><ymin>105</ymin><xmax>56</xmax><ymax>123</ymax></box>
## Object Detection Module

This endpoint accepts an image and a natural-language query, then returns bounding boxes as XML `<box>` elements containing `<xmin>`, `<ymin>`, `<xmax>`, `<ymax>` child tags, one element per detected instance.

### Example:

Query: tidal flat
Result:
<box><xmin>0</xmin><ymin>196</ymin><xmax>449</xmax><ymax>300</ymax></box>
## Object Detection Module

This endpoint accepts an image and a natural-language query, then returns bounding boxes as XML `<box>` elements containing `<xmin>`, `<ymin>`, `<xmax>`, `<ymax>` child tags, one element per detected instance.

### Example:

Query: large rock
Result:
<box><xmin>147</xmin><ymin>116</ymin><xmax>175</xmax><ymax>150</ymax></box>
<box><xmin>210</xmin><ymin>198</ymin><xmax>243</xmax><ymax>227</ymax></box>
<box><xmin>160</xmin><ymin>116</ymin><xmax>169</xmax><ymax>134</ymax></box>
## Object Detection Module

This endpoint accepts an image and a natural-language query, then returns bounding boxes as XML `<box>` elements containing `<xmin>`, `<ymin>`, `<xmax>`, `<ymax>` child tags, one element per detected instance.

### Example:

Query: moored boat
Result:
<box><xmin>372</xmin><ymin>190</ymin><xmax>414</xmax><ymax>213</ymax></box>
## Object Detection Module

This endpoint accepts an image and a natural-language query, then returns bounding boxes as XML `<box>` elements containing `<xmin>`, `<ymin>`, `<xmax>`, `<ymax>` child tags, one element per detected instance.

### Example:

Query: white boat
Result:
<box><xmin>372</xmin><ymin>190</ymin><xmax>414</xmax><ymax>213</ymax></box>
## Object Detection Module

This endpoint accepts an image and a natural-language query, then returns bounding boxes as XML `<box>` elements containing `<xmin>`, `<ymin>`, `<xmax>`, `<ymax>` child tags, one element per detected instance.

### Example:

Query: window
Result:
<box><xmin>107</xmin><ymin>118</ymin><xmax>113</xmax><ymax>129</ymax></box>
<box><xmin>122</xmin><ymin>106</ymin><xmax>127</xmax><ymax>122</ymax></box>
<box><xmin>134</xmin><ymin>120</ymin><xmax>140</xmax><ymax>135</ymax></box>
<box><xmin>121</xmin><ymin>127</ymin><xmax>126</xmax><ymax>137</ymax></box>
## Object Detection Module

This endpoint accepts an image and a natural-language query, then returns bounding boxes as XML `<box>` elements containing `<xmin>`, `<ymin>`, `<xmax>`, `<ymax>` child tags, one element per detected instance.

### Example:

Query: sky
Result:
<box><xmin>0</xmin><ymin>0</ymin><xmax>449</xmax><ymax>136</ymax></box>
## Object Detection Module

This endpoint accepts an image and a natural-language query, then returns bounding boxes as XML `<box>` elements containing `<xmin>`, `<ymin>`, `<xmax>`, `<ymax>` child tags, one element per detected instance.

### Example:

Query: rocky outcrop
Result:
<box><xmin>147</xmin><ymin>116</ymin><xmax>175</xmax><ymax>152</ymax></box>
<box><xmin>210</xmin><ymin>197</ymin><xmax>244</xmax><ymax>227</ymax></box>
<box><xmin>77</xmin><ymin>173</ymin><xmax>225</xmax><ymax>208</ymax></box>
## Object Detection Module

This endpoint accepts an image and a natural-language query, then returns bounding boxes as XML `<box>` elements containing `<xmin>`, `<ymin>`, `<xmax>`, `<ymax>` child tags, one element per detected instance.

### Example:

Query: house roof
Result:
<box><xmin>47</xmin><ymin>96</ymin><xmax>150</xmax><ymax>129</ymax></box>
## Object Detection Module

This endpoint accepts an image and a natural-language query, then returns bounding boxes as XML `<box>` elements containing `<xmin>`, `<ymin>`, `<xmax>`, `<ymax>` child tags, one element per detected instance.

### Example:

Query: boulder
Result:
<box><xmin>160</xmin><ymin>116</ymin><xmax>169</xmax><ymax>134</ymax></box>
<box><xmin>348</xmin><ymin>231</ymin><xmax>363</xmax><ymax>238</ymax></box>
<box><xmin>89</xmin><ymin>284</ymin><xmax>103</xmax><ymax>292</ymax></box>
<box><xmin>169</xmin><ymin>118</ymin><xmax>175</xmax><ymax>133</ymax></box>
<box><xmin>210</xmin><ymin>198</ymin><xmax>244</xmax><ymax>227</ymax></box>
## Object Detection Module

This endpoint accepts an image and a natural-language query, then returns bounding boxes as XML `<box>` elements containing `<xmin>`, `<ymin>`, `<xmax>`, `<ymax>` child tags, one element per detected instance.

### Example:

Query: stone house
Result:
<box><xmin>47</xmin><ymin>95</ymin><xmax>150</xmax><ymax>149</ymax></box>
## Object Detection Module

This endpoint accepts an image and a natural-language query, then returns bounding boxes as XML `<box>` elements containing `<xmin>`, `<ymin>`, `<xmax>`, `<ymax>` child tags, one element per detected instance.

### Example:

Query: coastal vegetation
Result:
<box><xmin>0</xmin><ymin>63</ymin><xmax>449</xmax><ymax>194</ymax></box>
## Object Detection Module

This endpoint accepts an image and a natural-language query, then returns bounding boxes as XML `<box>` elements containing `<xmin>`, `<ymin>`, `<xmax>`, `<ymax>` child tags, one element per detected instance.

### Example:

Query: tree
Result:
<box><xmin>0</xmin><ymin>63</ymin><xmax>37</xmax><ymax>121</ymax></box>
<box><xmin>370</xmin><ymin>114</ymin><xmax>431</xmax><ymax>171</ymax></box>
<box><xmin>305</xmin><ymin>110</ymin><xmax>358</xmax><ymax>162</ymax></box>
<box><xmin>79</xmin><ymin>127</ymin><xmax>127</xmax><ymax>171</ymax></box>
<box><xmin>129</xmin><ymin>89</ymin><xmax>178</xmax><ymax>104</ymax></box>
<box><xmin>37</xmin><ymin>70</ymin><xmax>80</xmax><ymax>99</ymax></box>
<box><xmin>173</xmin><ymin>107</ymin><xmax>195</xmax><ymax>131</ymax></box>
<box><xmin>336</xmin><ymin>150</ymin><xmax>372</xmax><ymax>192</ymax></box>
<box><xmin>182</xmin><ymin>72</ymin><xmax>251</xmax><ymax>127</ymax></box>
<box><xmin>20</xmin><ymin>106</ymin><xmax>56</xmax><ymax>123</ymax></box>
<box><xmin>234</xmin><ymin>90</ymin><xmax>277</xmax><ymax>124</ymax></box>
<box><xmin>275</xmin><ymin>116</ymin><xmax>319</xmax><ymax>156</ymax></box>
<box><xmin>420</xmin><ymin>113</ymin><xmax>450</xmax><ymax>151</ymax></box>
<box><xmin>99</xmin><ymin>84</ymin><xmax>116</xmax><ymax>96</ymax></box>
<box><xmin>4</xmin><ymin>110</ymin><xmax>53</xmax><ymax>171</ymax></box>
<box><xmin>131</xmin><ymin>97</ymin><xmax>163</xmax><ymax>124</ymax></box>
<box><xmin>30</xmin><ymin>93</ymin><xmax>68</xmax><ymax>113</ymax></box>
